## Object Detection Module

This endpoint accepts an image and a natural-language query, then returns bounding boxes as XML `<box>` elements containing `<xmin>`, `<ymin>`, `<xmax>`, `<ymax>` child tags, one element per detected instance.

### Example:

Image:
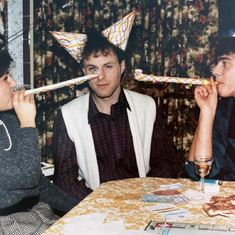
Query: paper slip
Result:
<box><xmin>163</xmin><ymin>208</ymin><xmax>193</xmax><ymax>219</ymax></box>
<box><xmin>139</xmin><ymin>186</ymin><xmax>158</xmax><ymax>193</ymax></box>
<box><xmin>141</xmin><ymin>194</ymin><xmax>190</xmax><ymax>203</ymax></box>
<box><xmin>183</xmin><ymin>189</ymin><xmax>212</xmax><ymax>204</ymax></box>
<box><xmin>146</xmin><ymin>204</ymin><xmax>193</xmax><ymax>219</ymax></box>
<box><xmin>146</xmin><ymin>204</ymin><xmax>178</xmax><ymax>213</ymax></box>
<box><xmin>170</xmin><ymin>195</ymin><xmax>190</xmax><ymax>204</ymax></box>
<box><xmin>203</xmin><ymin>183</ymin><xmax>220</xmax><ymax>194</ymax></box>
<box><xmin>63</xmin><ymin>213</ymin><xmax>148</xmax><ymax>235</ymax></box>
<box><xmin>63</xmin><ymin>213</ymin><xmax>109</xmax><ymax>233</ymax></box>
<box><xmin>160</xmin><ymin>183</ymin><xmax>187</xmax><ymax>190</ymax></box>
<box><xmin>153</xmin><ymin>190</ymin><xmax>181</xmax><ymax>196</ymax></box>
<box><xmin>141</xmin><ymin>194</ymin><xmax>173</xmax><ymax>203</ymax></box>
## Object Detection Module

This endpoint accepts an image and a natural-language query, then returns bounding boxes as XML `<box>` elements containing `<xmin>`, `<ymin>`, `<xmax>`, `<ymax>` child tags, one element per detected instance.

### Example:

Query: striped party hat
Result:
<box><xmin>50</xmin><ymin>11</ymin><xmax>136</xmax><ymax>62</ymax></box>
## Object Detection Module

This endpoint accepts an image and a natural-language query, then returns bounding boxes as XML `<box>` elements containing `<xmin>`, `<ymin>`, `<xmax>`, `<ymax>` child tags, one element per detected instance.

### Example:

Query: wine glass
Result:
<box><xmin>193</xmin><ymin>156</ymin><xmax>214</xmax><ymax>193</ymax></box>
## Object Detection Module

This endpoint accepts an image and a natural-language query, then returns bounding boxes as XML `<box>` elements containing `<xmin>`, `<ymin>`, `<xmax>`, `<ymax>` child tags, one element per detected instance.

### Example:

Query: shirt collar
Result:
<box><xmin>119</xmin><ymin>89</ymin><xmax>131</xmax><ymax>111</ymax></box>
<box><xmin>88</xmin><ymin>88</ymin><xmax>131</xmax><ymax>123</ymax></box>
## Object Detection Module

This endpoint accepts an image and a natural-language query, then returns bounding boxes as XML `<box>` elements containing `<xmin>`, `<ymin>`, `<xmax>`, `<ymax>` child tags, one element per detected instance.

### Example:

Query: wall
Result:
<box><xmin>7</xmin><ymin>0</ymin><xmax>32</xmax><ymax>87</ymax></box>
<box><xmin>8</xmin><ymin>0</ymin><xmax>23</xmax><ymax>85</ymax></box>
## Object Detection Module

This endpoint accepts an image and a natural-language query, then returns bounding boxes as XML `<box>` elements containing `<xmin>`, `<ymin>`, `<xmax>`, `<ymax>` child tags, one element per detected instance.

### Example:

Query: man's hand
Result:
<box><xmin>194</xmin><ymin>77</ymin><xmax>218</xmax><ymax>115</ymax></box>
<box><xmin>13</xmin><ymin>89</ymin><xmax>36</xmax><ymax>128</ymax></box>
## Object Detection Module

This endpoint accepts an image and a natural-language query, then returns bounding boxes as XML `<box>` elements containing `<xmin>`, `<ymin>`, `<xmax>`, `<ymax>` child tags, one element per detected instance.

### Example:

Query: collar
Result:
<box><xmin>227</xmin><ymin>97</ymin><xmax>235</xmax><ymax>138</ymax></box>
<box><xmin>88</xmin><ymin>88</ymin><xmax>131</xmax><ymax>123</ymax></box>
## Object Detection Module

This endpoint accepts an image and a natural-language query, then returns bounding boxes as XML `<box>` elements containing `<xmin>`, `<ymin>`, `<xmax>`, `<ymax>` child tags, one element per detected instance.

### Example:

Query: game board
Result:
<box><xmin>145</xmin><ymin>221</ymin><xmax>235</xmax><ymax>234</ymax></box>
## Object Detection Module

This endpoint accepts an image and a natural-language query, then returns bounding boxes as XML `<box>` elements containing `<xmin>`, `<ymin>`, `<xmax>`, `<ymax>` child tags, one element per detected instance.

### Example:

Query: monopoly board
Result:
<box><xmin>145</xmin><ymin>221</ymin><xmax>235</xmax><ymax>234</ymax></box>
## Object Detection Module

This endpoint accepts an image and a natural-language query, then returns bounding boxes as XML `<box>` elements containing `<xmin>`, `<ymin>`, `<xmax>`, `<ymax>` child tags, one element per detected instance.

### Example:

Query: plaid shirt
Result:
<box><xmin>53</xmin><ymin>90</ymin><xmax>177</xmax><ymax>201</ymax></box>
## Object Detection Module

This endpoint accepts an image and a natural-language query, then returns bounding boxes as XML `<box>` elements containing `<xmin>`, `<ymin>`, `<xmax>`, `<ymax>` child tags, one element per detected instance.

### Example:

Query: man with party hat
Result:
<box><xmin>50</xmin><ymin>10</ymin><xmax>136</xmax><ymax>62</ymax></box>
<box><xmin>52</xmin><ymin>11</ymin><xmax>177</xmax><ymax>201</ymax></box>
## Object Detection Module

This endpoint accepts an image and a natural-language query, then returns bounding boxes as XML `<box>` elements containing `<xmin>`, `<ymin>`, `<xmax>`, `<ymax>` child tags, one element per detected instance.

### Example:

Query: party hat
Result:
<box><xmin>50</xmin><ymin>32</ymin><xmax>87</xmax><ymax>61</ymax></box>
<box><xmin>102</xmin><ymin>10</ymin><xmax>136</xmax><ymax>51</ymax></box>
<box><xmin>50</xmin><ymin>11</ymin><xmax>136</xmax><ymax>62</ymax></box>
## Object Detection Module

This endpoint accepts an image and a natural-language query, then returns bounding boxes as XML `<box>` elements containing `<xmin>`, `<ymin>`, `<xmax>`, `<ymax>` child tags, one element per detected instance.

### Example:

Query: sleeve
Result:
<box><xmin>16</xmin><ymin>128</ymin><xmax>41</xmax><ymax>185</ymax></box>
<box><xmin>147</xmin><ymin>107</ymin><xmax>178</xmax><ymax>178</ymax></box>
<box><xmin>185</xmin><ymin>160</ymin><xmax>199</xmax><ymax>181</ymax></box>
<box><xmin>53</xmin><ymin>110</ymin><xmax>93</xmax><ymax>201</ymax></box>
<box><xmin>209</xmin><ymin>116</ymin><xmax>233</xmax><ymax>179</ymax></box>
<box><xmin>38</xmin><ymin>173</ymin><xmax>78</xmax><ymax>215</ymax></box>
<box><xmin>185</xmin><ymin>104</ymin><xmax>231</xmax><ymax>181</ymax></box>
<box><xmin>0</xmin><ymin>114</ymin><xmax>41</xmax><ymax>189</ymax></box>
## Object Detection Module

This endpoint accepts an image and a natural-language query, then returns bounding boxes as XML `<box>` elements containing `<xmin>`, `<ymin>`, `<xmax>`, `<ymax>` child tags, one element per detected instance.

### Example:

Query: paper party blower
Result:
<box><xmin>134</xmin><ymin>69</ymin><xmax>216</xmax><ymax>85</ymax></box>
<box><xmin>25</xmin><ymin>74</ymin><xmax>97</xmax><ymax>96</ymax></box>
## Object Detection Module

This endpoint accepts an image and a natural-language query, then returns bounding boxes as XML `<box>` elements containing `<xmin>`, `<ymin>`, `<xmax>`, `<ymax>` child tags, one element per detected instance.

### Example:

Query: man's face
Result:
<box><xmin>213</xmin><ymin>53</ymin><xmax>235</xmax><ymax>98</ymax></box>
<box><xmin>83</xmin><ymin>51</ymin><xmax>125</xmax><ymax>101</ymax></box>
<box><xmin>0</xmin><ymin>73</ymin><xmax>16</xmax><ymax>111</ymax></box>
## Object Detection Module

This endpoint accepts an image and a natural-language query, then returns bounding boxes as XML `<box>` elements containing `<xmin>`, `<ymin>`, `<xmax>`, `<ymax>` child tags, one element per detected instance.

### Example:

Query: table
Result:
<box><xmin>43</xmin><ymin>177</ymin><xmax>235</xmax><ymax>234</ymax></box>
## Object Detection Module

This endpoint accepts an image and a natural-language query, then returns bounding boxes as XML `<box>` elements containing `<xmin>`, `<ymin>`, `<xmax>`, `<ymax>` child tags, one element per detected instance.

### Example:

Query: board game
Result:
<box><xmin>145</xmin><ymin>221</ymin><xmax>235</xmax><ymax>234</ymax></box>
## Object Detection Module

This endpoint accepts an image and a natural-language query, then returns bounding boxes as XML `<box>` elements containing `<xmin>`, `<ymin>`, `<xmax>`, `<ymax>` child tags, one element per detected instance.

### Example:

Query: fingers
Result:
<box><xmin>195</xmin><ymin>85</ymin><xmax>212</xmax><ymax>97</ymax></box>
<box><xmin>13</xmin><ymin>89</ymin><xmax>34</xmax><ymax>104</ymax></box>
<box><xmin>13</xmin><ymin>89</ymin><xmax>24</xmax><ymax>103</ymax></box>
<box><xmin>195</xmin><ymin>77</ymin><xmax>218</xmax><ymax>97</ymax></box>
<box><xmin>209</xmin><ymin>76</ymin><xmax>218</xmax><ymax>94</ymax></box>
<box><xmin>13</xmin><ymin>88</ymin><xmax>36</xmax><ymax>127</ymax></box>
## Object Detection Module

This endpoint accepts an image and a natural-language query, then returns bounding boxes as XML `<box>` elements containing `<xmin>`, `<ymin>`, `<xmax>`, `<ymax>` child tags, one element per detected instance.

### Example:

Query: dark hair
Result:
<box><xmin>215</xmin><ymin>37</ymin><xmax>235</xmax><ymax>59</ymax></box>
<box><xmin>81</xmin><ymin>31</ymin><xmax>126</xmax><ymax>65</ymax></box>
<box><xmin>0</xmin><ymin>50</ymin><xmax>13</xmax><ymax>77</ymax></box>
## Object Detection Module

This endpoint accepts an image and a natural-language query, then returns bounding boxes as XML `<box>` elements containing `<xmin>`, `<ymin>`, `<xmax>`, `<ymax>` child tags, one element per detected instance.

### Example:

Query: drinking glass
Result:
<box><xmin>193</xmin><ymin>156</ymin><xmax>214</xmax><ymax>192</ymax></box>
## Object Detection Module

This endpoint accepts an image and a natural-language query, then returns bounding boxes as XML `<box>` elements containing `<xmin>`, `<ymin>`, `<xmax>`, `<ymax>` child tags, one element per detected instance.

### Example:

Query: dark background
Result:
<box><xmin>218</xmin><ymin>0</ymin><xmax>235</xmax><ymax>38</ymax></box>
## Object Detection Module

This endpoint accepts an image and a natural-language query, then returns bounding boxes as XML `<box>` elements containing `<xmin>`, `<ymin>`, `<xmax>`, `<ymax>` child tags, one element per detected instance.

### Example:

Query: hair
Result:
<box><xmin>81</xmin><ymin>30</ymin><xmax>126</xmax><ymax>65</ymax></box>
<box><xmin>215</xmin><ymin>37</ymin><xmax>235</xmax><ymax>59</ymax></box>
<box><xmin>0</xmin><ymin>50</ymin><xmax>13</xmax><ymax>77</ymax></box>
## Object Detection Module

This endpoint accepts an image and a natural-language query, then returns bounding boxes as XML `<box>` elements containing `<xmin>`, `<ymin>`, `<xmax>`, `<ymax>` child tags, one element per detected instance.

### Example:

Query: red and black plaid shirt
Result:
<box><xmin>53</xmin><ymin>90</ymin><xmax>177</xmax><ymax>201</ymax></box>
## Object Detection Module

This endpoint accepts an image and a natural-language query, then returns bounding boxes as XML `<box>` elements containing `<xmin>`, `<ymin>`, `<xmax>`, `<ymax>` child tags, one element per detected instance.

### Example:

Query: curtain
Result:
<box><xmin>34</xmin><ymin>0</ymin><xmax>218</xmax><ymax>174</ymax></box>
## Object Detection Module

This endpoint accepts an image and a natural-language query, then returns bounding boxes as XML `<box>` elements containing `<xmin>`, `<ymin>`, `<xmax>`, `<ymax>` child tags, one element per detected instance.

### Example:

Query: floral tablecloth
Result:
<box><xmin>43</xmin><ymin>177</ymin><xmax>235</xmax><ymax>234</ymax></box>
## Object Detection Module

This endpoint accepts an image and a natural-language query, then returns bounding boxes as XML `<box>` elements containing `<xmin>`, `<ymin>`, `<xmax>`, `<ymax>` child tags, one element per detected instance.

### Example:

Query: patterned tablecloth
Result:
<box><xmin>43</xmin><ymin>177</ymin><xmax>235</xmax><ymax>234</ymax></box>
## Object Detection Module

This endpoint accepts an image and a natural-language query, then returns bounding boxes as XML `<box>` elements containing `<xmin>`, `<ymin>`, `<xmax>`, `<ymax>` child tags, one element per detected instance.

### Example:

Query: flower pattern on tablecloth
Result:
<box><xmin>43</xmin><ymin>178</ymin><xmax>235</xmax><ymax>234</ymax></box>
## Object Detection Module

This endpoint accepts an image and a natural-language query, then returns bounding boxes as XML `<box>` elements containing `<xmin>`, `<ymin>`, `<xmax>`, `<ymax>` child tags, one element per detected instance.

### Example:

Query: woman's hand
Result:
<box><xmin>13</xmin><ymin>89</ymin><xmax>36</xmax><ymax>128</ymax></box>
<box><xmin>194</xmin><ymin>77</ymin><xmax>218</xmax><ymax>115</ymax></box>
